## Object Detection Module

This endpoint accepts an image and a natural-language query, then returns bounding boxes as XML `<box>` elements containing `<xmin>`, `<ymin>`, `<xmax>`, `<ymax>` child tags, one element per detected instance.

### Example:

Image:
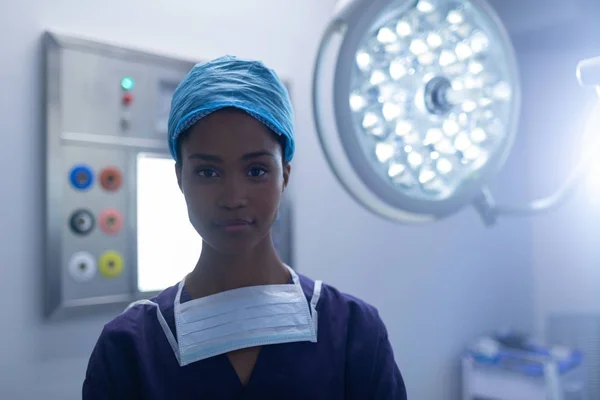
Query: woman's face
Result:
<box><xmin>175</xmin><ymin>108</ymin><xmax>290</xmax><ymax>255</ymax></box>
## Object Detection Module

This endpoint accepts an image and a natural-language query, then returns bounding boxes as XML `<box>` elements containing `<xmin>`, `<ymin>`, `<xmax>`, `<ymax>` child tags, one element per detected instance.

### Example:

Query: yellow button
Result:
<box><xmin>99</xmin><ymin>251</ymin><xmax>124</xmax><ymax>278</ymax></box>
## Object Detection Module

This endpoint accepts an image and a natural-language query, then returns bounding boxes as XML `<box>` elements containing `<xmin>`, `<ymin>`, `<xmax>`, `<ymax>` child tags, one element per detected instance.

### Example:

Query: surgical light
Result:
<box><xmin>312</xmin><ymin>0</ymin><xmax>599</xmax><ymax>225</ymax></box>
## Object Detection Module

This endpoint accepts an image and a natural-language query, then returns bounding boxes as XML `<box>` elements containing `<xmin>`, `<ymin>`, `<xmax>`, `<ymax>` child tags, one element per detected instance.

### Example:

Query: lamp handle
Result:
<box><xmin>472</xmin><ymin>152</ymin><xmax>590</xmax><ymax>226</ymax></box>
<box><xmin>471</xmin><ymin>56</ymin><xmax>600</xmax><ymax>226</ymax></box>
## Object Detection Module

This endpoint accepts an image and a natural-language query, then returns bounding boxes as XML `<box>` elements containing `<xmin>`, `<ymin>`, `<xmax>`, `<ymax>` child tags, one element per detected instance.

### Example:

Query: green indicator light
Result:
<box><xmin>121</xmin><ymin>77</ymin><xmax>135</xmax><ymax>91</ymax></box>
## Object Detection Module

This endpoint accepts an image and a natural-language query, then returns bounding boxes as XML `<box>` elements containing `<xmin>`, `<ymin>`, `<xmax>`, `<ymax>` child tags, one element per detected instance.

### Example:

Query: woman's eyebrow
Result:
<box><xmin>187</xmin><ymin>150</ymin><xmax>276</xmax><ymax>162</ymax></box>
<box><xmin>241</xmin><ymin>151</ymin><xmax>276</xmax><ymax>161</ymax></box>
<box><xmin>187</xmin><ymin>153</ymin><xmax>222</xmax><ymax>162</ymax></box>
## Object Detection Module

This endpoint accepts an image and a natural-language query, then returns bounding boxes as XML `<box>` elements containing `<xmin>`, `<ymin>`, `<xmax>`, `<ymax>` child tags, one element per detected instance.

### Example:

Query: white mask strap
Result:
<box><xmin>126</xmin><ymin>300</ymin><xmax>181</xmax><ymax>364</ymax></box>
<box><xmin>310</xmin><ymin>280</ymin><xmax>322</xmax><ymax>341</ymax></box>
<box><xmin>284</xmin><ymin>265</ymin><xmax>322</xmax><ymax>341</ymax></box>
<box><xmin>174</xmin><ymin>279</ymin><xmax>186</xmax><ymax>305</ymax></box>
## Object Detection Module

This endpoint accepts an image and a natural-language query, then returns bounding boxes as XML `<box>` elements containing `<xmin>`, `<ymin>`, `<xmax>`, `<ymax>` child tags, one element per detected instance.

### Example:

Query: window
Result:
<box><xmin>136</xmin><ymin>153</ymin><xmax>202</xmax><ymax>292</ymax></box>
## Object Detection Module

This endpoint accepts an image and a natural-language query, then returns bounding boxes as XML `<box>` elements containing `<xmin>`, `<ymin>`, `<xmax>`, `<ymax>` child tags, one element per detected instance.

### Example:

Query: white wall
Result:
<box><xmin>524</xmin><ymin>50</ymin><xmax>600</xmax><ymax>336</ymax></box>
<box><xmin>490</xmin><ymin>0</ymin><xmax>600</xmax><ymax>338</ymax></box>
<box><xmin>0</xmin><ymin>1</ymin><xmax>536</xmax><ymax>399</ymax></box>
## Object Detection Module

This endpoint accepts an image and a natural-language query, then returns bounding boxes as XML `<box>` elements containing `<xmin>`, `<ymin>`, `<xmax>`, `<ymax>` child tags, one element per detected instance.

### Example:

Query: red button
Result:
<box><xmin>123</xmin><ymin>92</ymin><xmax>133</xmax><ymax>105</ymax></box>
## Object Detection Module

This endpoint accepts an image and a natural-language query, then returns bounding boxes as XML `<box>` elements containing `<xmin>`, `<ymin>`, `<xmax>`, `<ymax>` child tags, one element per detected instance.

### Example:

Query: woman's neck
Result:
<box><xmin>184</xmin><ymin>236</ymin><xmax>290</xmax><ymax>299</ymax></box>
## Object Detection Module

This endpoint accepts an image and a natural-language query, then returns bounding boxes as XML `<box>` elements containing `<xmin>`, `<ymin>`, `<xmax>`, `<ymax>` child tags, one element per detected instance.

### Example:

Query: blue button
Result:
<box><xmin>69</xmin><ymin>165</ymin><xmax>94</xmax><ymax>190</ymax></box>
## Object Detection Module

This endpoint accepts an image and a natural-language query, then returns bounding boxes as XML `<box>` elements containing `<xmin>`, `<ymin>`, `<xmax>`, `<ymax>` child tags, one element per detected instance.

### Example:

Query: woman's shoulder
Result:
<box><xmin>100</xmin><ymin>283</ymin><xmax>180</xmax><ymax>338</ymax></box>
<box><xmin>298</xmin><ymin>273</ymin><xmax>406</xmax><ymax>398</ymax></box>
<box><xmin>84</xmin><ymin>285</ymin><xmax>181</xmax><ymax>397</ymax></box>
<box><xmin>297</xmin><ymin>272</ymin><xmax>385</xmax><ymax>332</ymax></box>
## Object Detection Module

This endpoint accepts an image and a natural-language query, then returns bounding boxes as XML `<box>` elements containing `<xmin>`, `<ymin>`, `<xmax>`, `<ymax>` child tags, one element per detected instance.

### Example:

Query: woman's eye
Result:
<box><xmin>248</xmin><ymin>167</ymin><xmax>267</xmax><ymax>177</ymax></box>
<box><xmin>197</xmin><ymin>168</ymin><xmax>219</xmax><ymax>178</ymax></box>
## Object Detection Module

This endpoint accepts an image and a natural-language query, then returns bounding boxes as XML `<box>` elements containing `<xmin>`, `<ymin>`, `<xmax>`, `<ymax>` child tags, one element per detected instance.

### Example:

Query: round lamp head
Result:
<box><xmin>314</xmin><ymin>0</ymin><xmax>520</xmax><ymax>223</ymax></box>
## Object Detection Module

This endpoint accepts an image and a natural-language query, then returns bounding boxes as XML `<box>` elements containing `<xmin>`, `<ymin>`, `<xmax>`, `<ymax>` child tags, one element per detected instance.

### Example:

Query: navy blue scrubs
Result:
<box><xmin>83</xmin><ymin>273</ymin><xmax>407</xmax><ymax>399</ymax></box>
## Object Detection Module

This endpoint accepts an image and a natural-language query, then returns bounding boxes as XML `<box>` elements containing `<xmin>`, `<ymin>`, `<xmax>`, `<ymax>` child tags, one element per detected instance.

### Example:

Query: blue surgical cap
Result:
<box><xmin>167</xmin><ymin>55</ymin><xmax>295</xmax><ymax>162</ymax></box>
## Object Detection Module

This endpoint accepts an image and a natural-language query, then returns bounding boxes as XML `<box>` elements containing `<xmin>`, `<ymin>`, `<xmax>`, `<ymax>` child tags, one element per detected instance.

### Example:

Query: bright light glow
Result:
<box><xmin>435</xmin><ymin>139</ymin><xmax>456</xmax><ymax>154</ymax></box>
<box><xmin>388</xmin><ymin>162</ymin><xmax>406</xmax><ymax>177</ymax></box>
<box><xmin>390</xmin><ymin>60</ymin><xmax>408</xmax><ymax>80</ymax></box>
<box><xmin>404</xmin><ymin>133</ymin><xmax>420</xmax><ymax>144</ymax></box>
<box><xmin>363</xmin><ymin>112</ymin><xmax>379</xmax><ymax>128</ymax></box>
<box><xmin>469</xmin><ymin>61</ymin><xmax>484</xmax><ymax>74</ymax></box>
<box><xmin>470</xmin><ymin>31</ymin><xmax>489</xmax><ymax>53</ymax></box>
<box><xmin>371</xmin><ymin>126</ymin><xmax>385</xmax><ymax>137</ymax></box>
<box><xmin>446</xmin><ymin>62</ymin><xmax>468</xmax><ymax>76</ymax></box>
<box><xmin>395</xmin><ymin>120</ymin><xmax>413</xmax><ymax>136</ymax></box>
<box><xmin>462</xmin><ymin>100</ymin><xmax>478</xmax><ymax>112</ymax></box>
<box><xmin>423</xmin><ymin>177</ymin><xmax>447</xmax><ymax>193</ymax></box>
<box><xmin>379</xmin><ymin>84</ymin><xmax>409</xmax><ymax>102</ymax></box>
<box><xmin>447</xmin><ymin>10</ymin><xmax>464</xmax><ymax>24</ymax></box>
<box><xmin>425</xmin><ymin>128</ymin><xmax>443</xmax><ymax>144</ymax></box>
<box><xmin>350</xmin><ymin>93</ymin><xmax>366</xmax><ymax>111</ymax></box>
<box><xmin>464</xmin><ymin>76</ymin><xmax>484</xmax><ymax>89</ymax></box>
<box><xmin>383</xmin><ymin>102</ymin><xmax>403</xmax><ymax>120</ymax></box>
<box><xmin>418</xmin><ymin>53</ymin><xmax>436</xmax><ymax>65</ymax></box>
<box><xmin>454</xmin><ymin>132</ymin><xmax>472</xmax><ymax>151</ymax></box>
<box><xmin>582</xmin><ymin>104</ymin><xmax>600</xmax><ymax>203</ymax></box>
<box><xmin>456</xmin><ymin>42</ymin><xmax>473</xmax><ymax>60</ymax></box>
<box><xmin>479</xmin><ymin>97</ymin><xmax>493</xmax><ymax>107</ymax></box>
<box><xmin>492</xmin><ymin>81</ymin><xmax>512</xmax><ymax>100</ymax></box>
<box><xmin>437</xmin><ymin>158</ymin><xmax>453</xmax><ymax>174</ymax></box>
<box><xmin>370</xmin><ymin>70</ymin><xmax>386</xmax><ymax>85</ymax></box>
<box><xmin>408</xmin><ymin>152</ymin><xmax>424</xmax><ymax>167</ymax></box>
<box><xmin>443</xmin><ymin>119</ymin><xmax>460</xmax><ymax>136</ymax></box>
<box><xmin>356</xmin><ymin>52</ymin><xmax>371</xmax><ymax>70</ymax></box>
<box><xmin>377</xmin><ymin>27</ymin><xmax>397</xmax><ymax>43</ymax></box>
<box><xmin>391</xmin><ymin>167</ymin><xmax>413</xmax><ymax>186</ymax></box>
<box><xmin>396</xmin><ymin>20</ymin><xmax>412</xmax><ymax>37</ymax></box>
<box><xmin>464</xmin><ymin>146</ymin><xmax>481</xmax><ymax>160</ymax></box>
<box><xmin>427</xmin><ymin>32</ymin><xmax>443</xmax><ymax>49</ymax></box>
<box><xmin>587</xmin><ymin>159</ymin><xmax>600</xmax><ymax>204</ymax></box>
<box><xmin>376</xmin><ymin>142</ymin><xmax>395</xmax><ymax>162</ymax></box>
<box><xmin>385</xmin><ymin>42</ymin><xmax>403</xmax><ymax>54</ymax></box>
<box><xmin>439</xmin><ymin>49</ymin><xmax>457</xmax><ymax>66</ymax></box>
<box><xmin>451</xmin><ymin>79</ymin><xmax>465</xmax><ymax>91</ymax></box>
<box><xmin>417</xmin><ymin>0</ymin><xmax>435</xmax><ymax>13</ymax></box>
<box><xmin>455</xmin><ymin>24</ymin><xmax>473</xmax><ymax>38</ymax></box>
<box><xmin>419</xmin><ymin>169</ymin><xmax>436</xmax><ymax>183</ymax></box>
<box><xmin>410</xmin><ymin>39</ymin><xmax>429</xmax><ymax>55</ymax></box>
<box><xmin>137</xmin><ymin>155</ymin><xmax>201</xmax><ymax>293</ymax></box>
<box><xmin>471</xmin><ymin>127</ymin><xmax>487</xmax><ymax>143</ymax></box>
<box><xmin>344</xmin><ymin>0</ymin><xmax>518</xmax><ymax>204</ymax></box>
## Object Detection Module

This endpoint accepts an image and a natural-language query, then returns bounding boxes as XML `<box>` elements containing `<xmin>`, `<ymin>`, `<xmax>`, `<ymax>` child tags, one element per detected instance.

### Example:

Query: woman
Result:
<box><xmin>83</xmin><ymin>56</ymin><xmax>407</xmax><ymax>399</ymax></box>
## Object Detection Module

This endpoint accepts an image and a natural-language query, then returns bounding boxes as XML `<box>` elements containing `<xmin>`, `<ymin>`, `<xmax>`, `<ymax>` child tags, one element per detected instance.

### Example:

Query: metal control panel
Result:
<box><xmin>43</xmin><ymin>32</ymin><xmax>294</xmax><ymax>318</ymax></box>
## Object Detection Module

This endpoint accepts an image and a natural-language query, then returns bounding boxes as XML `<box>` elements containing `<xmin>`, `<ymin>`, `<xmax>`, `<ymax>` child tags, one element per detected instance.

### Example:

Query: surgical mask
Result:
<box><xmin>127</xmin><ymin>266</ymin><xmax>321</xmax><ymax>367</ymax></box>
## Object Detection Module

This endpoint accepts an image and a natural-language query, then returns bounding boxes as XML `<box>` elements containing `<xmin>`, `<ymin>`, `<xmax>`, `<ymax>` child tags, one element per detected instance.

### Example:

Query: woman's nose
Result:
<box><xmin>217</xmin><ymin>180</ymin><xmax>248</xmax><ymax>210</ymax></box>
